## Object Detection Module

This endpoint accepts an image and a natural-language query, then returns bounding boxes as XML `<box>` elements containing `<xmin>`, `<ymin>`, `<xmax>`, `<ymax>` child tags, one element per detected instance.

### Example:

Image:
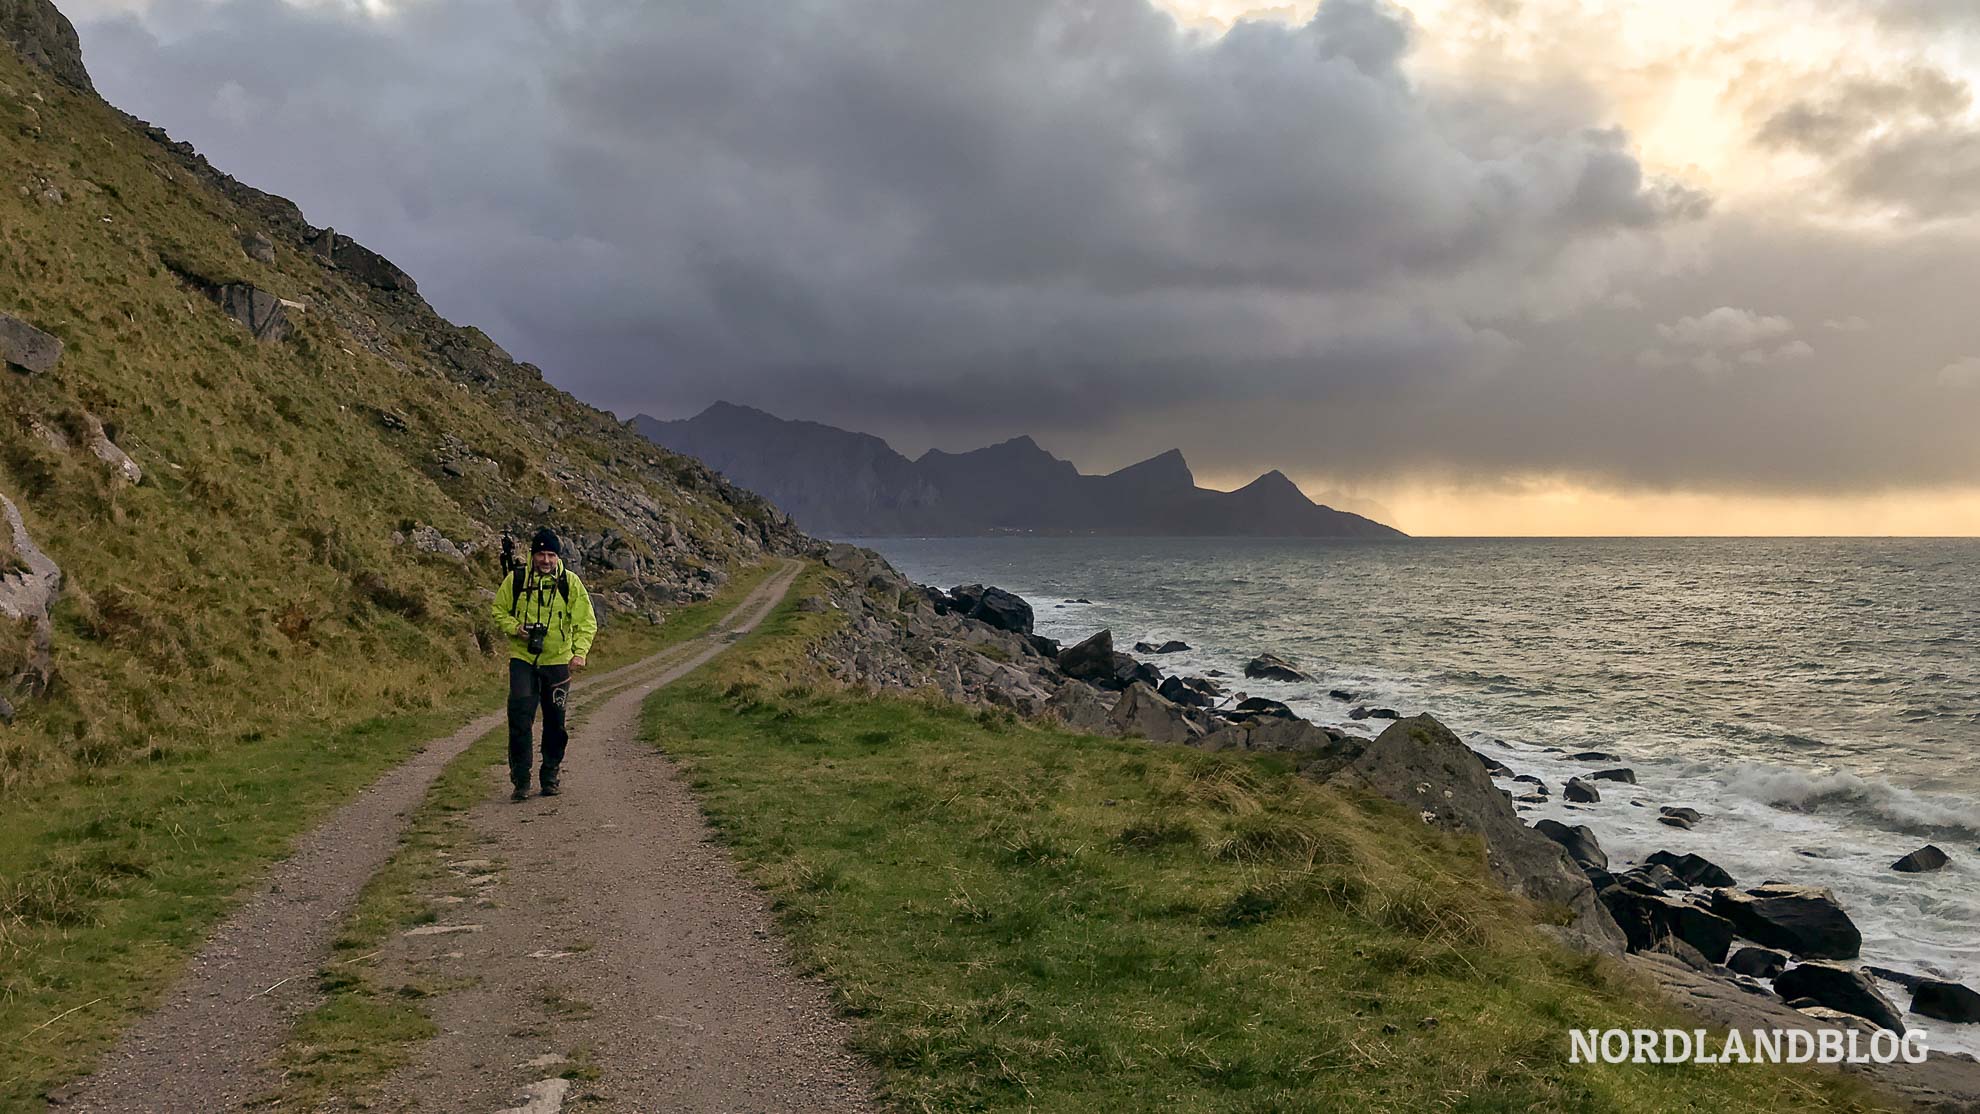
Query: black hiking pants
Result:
<box><xmin>507</xmin><ymin>659</ymin><xmax>572</xmax><ymax>789</ymax></box>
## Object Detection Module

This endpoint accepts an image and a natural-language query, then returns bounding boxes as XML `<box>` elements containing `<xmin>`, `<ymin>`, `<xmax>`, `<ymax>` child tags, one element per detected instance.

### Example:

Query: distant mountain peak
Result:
<box><xmin>637</xmin><ymin>405</ymin><xmax>1404</xmax><ymax>539</ymax></box>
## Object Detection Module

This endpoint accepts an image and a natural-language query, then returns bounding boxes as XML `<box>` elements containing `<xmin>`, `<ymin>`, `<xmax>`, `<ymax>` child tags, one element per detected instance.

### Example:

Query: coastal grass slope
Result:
<box><xmin>639</xmin><ymin>567</ymin><xmax>1890</xmax><ymax>1112</ymax></box>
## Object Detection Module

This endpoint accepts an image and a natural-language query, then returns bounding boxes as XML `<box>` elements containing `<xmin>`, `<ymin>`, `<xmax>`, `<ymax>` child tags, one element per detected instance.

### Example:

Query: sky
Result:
<box><xmin>62</xmin><ymin>0</ymin><xmax>1980</xmax><ymax>535</ymax></box>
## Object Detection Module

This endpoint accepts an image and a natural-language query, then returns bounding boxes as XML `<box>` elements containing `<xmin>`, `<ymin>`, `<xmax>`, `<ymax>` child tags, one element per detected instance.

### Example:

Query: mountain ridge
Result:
<box><xmin>634</xmin><ymin>403</ymin><xmax>1405</xmax><ymax>539</ymax></box>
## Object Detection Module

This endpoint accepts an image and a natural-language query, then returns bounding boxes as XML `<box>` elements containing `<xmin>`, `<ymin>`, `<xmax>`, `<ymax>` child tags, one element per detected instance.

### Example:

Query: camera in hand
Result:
<box><xmin>523</xmin><ymin>623</ymin><xmax>549</xmax><ymax>655</ymax></box>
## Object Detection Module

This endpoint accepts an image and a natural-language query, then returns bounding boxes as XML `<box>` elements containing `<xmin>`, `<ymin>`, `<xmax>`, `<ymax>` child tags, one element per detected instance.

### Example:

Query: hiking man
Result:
<box><xmin>493</xmin><ymin>527</ymin><xmax>597</xmax><ymax>800</ymax></box>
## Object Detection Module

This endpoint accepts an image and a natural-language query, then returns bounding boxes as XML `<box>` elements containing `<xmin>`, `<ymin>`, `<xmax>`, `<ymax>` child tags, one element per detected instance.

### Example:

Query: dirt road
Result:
<box><xmin>63</xmin><ymin>559</ymin><xmax>871</xmax><ymax>1113</ymax></box>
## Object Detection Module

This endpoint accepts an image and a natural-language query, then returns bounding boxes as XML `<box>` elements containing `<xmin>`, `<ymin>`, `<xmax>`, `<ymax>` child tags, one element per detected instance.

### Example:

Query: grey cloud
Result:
<box><xmin>67</xmin><ymin>0</ymin><xmax>1980</xmax><ymax>495</ymax></box>
<box><xmin>1753</xmin><ymin>66</ymin><xmax>1980</xmax><ymax>218</ymax></box>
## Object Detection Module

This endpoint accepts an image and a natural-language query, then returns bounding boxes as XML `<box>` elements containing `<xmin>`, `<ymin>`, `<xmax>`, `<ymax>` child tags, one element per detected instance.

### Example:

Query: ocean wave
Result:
<box><xmin>1722</xmin><ymin>764</ymin><xmax>1980</xmax><ymax>839</ymax></box>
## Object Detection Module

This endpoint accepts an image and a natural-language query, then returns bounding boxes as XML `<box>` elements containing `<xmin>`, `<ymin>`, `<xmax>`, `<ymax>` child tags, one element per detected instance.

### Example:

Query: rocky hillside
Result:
<box><xmin>0</xmin><ymin>1</ymin><xmax>805</xmax><ymax>790</ymax></box>
<box><xmin>636</xmin><ymin>402</ymin><xmax>1405</xmax><ymax>539</ymax></box>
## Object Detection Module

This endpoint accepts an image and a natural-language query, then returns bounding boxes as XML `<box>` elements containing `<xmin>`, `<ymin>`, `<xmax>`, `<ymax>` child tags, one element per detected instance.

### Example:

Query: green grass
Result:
<box><xmin>0</xmin><ymin>562</ymin><xmax>775</xmax><ymax>1110</ymax></box>
<box><xmin>637</xmin><ymin>574</ymin><xmax>1890</xmax><ymax>1113</ymax></box>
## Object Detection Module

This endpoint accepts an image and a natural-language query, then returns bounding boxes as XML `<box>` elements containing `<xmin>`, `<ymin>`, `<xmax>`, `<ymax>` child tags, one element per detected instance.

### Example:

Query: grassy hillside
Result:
<box><xmin>0</xmin><ymin>34</ymin><xmax>799</xmax><ymax>794</ymax></box>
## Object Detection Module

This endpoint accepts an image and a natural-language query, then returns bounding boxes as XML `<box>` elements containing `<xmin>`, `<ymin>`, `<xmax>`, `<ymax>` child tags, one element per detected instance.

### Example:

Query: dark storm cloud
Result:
<box><xmin>1754</xmin><ymin>66</ymin><xmax>1980</xmax><ymax>218</ymax></box>
<box><xmin>65</xmin><ymin>0</ymin><xmax>1980</xmax><ymax>493</ymax></box>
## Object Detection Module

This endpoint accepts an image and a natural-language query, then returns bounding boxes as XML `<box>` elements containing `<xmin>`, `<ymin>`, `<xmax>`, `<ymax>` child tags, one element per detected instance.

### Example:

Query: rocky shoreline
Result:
<box><xmin>808</xmin><ymin>543</ymin><xmax>1980</xmax><ymax>1109</ymax></box>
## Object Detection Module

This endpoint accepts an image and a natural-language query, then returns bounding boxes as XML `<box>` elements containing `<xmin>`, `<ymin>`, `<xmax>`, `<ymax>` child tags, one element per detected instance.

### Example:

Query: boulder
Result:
<box><xmin>1709</xmin><ymin>884</ymin><xmax>1861</xmax><ymax>960</ymax></box>
<box><xmin>1156</xmin><ymin>675</ymin><xmax>1213</xmax><ymax>708</ymax></box>
<box><xmin>0</xmin><ymin>312</ymin><xmax>62</xmax><ymax>374</ymax></box>
<box><xmin>1892</xmin><ymin>845</ymin><xmax>1950</xmax><ymax>874</ymax></box>
<box><xmin>1569</xmin><ymin>751</ymin><xmax>1617</xmax><ymax>762</ymax></box>
<box><xmin>1057</xmin><ymin>629</ymin><xmax>1115</xmax><ymax>684</ymax></box>
<box><xmin>1912</xmin><ymin>980</ymin><xmax>1980</xmax><ymax>1024</ymax></box>
<box><xmin>948</xmin><ymin>584</ymin><xmax>1033</xmax><ymax>635</ymax></box>
<box><xmin>1110</xmin><ymin>653</ymin><xmax>1162</xmax><ymax>691</ymax></box>
<box><xmin>1589</xmin><ymin>768</ymin><xmax>1636</xmax><ymax>784</ymax></box>
<box><xmin>1645</xmin><ymin>850</ymin><xmax>1735</xmax><ymax>889</ymax></box>
<box><xmin>1243</xmin><ymin>653</ymin><xmax>1310</xmax><ymax>682</ymax></box>
<box><xmin>1155</xmin><ymin>640</ymin><xmax>1189</xmax><ymax>654</ymax></box>
<box><xmin>1231</xmin><ymin>696</ymin><xmax>1297</xmax><ymax>719</ymax></box>
<box><xmin>1326</xmin><ymin>715</ymin><xmax>1624</xmax><ymax>952</ymax></box>
<box><xmin>1593</xmin><ymin>873</ymin><xmax>1737</xmax><ymax>963</ymax></box>
<box><xmin>1659</xmin><ymin>806</ymin><xmax>1702</xmax><ymax>824</ymax></box>
<box><xmin>80</xmin><ymin>413</ymin><xmax>141</xmax><ymax>486</ymax></box>
<box><xmin>1727</xmin><ymin>946</ymin><xmax>1789</xmax><ymax>979</ymax></box>
<box><xmin>241</xmin><ymin>231</ymin><xmax>276</xmax><ymax>263</ymax></box>
<box><xmin>1025</xmin><ymin>634</ymin><xmax>1061</xmax><ymax>658</ymax></box>
<box><xmin>1046</xmin><ymin>681</ymin><xmax>1113</xmax><ymax>734</ymax></box>
<box><xmin>0</xmin><ymin>492</ymin><xmax>62</xmax><ymax>698</ymax></box>
<box><xmin>1107</xmin><ymin>683</ymin><xmax>1205</xmax><ymax>746</ymax></box>
<box><xmin>1328</xmin><ymin>689</ymin><xmax>1357</xmax><ymax>702</ymax></box>
<box><xmin>210</xmin><ymin>283</ymin><xmax>290</xmax><ymax>342</ymax></box>
<box><xmin>1624</xmin><ymin>863</ymin><xmax>1686</xmax><ymax>891</ymax></box>
<box><xmin>1533</xmin><ymin>819</ymin><xmax>1607</xmax><ymax>872</ymax></box>
<box><xmin>1562</xmin><ymin>777</ymin><xmax>1601</xmax><ymax>803</ymax></box>
<box><xmin>306</xmin><ymin>229</ymin><xmax>419</xmax><ymax>292</ymax></box>
<box><xmin>1471</xmin><ymin>749</ymin><xmax>1513</xmax><ymax>776</ymax></box>
<box><xmin>1658</xmin><ymin>814</ymin><xmax>1694</xmax><ymax>830</ymax></box>
<box><xmin>1773</xmin><ymin>962</ymin><xmax>1904</xmax><ymax>1032</ymax></box>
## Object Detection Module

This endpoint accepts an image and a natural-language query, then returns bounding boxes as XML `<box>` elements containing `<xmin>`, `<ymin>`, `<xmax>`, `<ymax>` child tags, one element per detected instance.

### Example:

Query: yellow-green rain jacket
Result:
<box><xmin>491</xmin><ymin>558</ymin><xmax>598</xmax><ymax>666</ymax></box>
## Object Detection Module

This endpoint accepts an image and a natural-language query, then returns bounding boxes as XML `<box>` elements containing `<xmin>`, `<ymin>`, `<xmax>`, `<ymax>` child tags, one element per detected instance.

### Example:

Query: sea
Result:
<box><xmin>858</xmin><ymin>536</ymin><xmax>1980</xmax><ymax>1055</ymax></box>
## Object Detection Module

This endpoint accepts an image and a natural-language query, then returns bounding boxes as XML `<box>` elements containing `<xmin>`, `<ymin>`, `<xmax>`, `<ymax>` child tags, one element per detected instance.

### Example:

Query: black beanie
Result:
<box><xmin>530</xmin><ymin>527</ymin><xmax>560</xmax><ymax>555</ymax></box>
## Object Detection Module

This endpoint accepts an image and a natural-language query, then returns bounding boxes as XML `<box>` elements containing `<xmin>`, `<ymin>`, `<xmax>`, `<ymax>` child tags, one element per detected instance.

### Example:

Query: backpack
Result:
<box><xmin>506</xmin><ymin>567</ymin><xmax>570</xmax><ymax>616</ymax></box>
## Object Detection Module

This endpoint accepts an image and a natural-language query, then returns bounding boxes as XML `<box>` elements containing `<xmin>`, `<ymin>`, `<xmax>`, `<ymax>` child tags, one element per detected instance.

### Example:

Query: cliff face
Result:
<box><xmin>0</xmin><ymin>18</ymin><xmax>806</xmax><ymax>787</ymax></box>
<box><xmin>637</xmin><ymin>404</ymin><xmax>1406</xmax><ymax>539</ymax></box>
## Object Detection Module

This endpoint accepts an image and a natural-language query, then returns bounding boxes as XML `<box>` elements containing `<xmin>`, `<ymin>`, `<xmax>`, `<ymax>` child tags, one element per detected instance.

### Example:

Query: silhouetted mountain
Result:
<box><xmin>632</xmin><ymin>404</ymin><xmax>1406</xmax><ymax>539</ymax></box>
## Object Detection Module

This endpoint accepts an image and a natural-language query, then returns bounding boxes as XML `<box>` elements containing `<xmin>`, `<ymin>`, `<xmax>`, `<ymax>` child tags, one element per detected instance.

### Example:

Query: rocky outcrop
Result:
<box><xmin>1774</xmin><ymin>962</ymin><xmax>1904</xmax><ymax>1032</ymax></box>
<box><xmin>80</xmin><ymin>412</ymin><xmax>141</xmax><ymax>485</ymax></box>
<box><xmin>945</xmin><ymin>584</ymin><xmax>1033</xmax><ymax>635</ymax></box>
<box><xmin>304</xmin><ymin>228</ymin><xmax>418</xmax><ymax>293</ymax></box>
<box><xmin>1327</xmin><ymin>715</ymin><xmax>1625</xmax><ymax>952</ymax></box>
<box><xmin>1591</xmin><ymin>872</ymin><xmax>1735</xmax><ymax>963</ymax></box>
<box><xmin>1562</xmin><ymin>777</ymin><xmax>1600</xmax><ymax>803</ymax></box>
<box><xmin>1</xmin><ymin>310</ymin><xmax>62</xmax><ymax>374</ymax></box>
<box><xmin>0</xmin><ymin>0</ymin><xmax>93</xmax><ymax>92</ymax></box>
<box><xmin>210</xmin><ymin>283</ymin><xmax>290</xmax><ymax>342</ymax></box>
<box><xmin>1</xmin><ymin>491</ymin><xmax>62</xmax><ymax>706</ymax></box>
<box><xmin>1710</xmin><ymin>884</ymin><xmax>1862</xmax><ymax>960</ymax></box>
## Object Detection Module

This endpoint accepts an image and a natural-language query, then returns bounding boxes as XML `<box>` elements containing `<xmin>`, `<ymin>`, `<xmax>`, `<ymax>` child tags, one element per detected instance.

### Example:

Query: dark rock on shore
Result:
<box><xmin>1626</xmin><ymin>863</ymin><xmax>1686</xmax><ymax>891</ymax></box>
<box><xmin>1645</xmin><ymin>850</ymin><xmax>1736</xmax><ymax>889</ymax></box>
<box><xmin>1892</xmin><ymin>845</ymin><xmax>1950</xmax><ymax>874</ymax></box>
<box><xmin>1589</xmin><ymin>768</ymin><xmax>1636</xmax><ymax>784</ymax></box>
<box><xmin>1108</xmin><ymin>683</ymin><xmax>1208</xmax><ymax>745</ymax></box>
<box><xmin>1157</xmin><ymin>675</ymin><xmax>1216</xmax><ymax>707</ymax></box>
<box><xmin>1110</xmin><ymin>654</ymin><xmax>1162</xmax><ymax>690</ymax></box>
<box><xmin>1727</xmin><ymin>946</ymin><xmax>1788</xmax><ymax>979</ymax></box>
<box><xmin>1133</xmin><ymin>640</ymin><xmax>1190</xmax><ymax>654</ymax></box>
<box><xmin>1471</xmin><ymin>749</ymin><xmax>1513</xmax><ymax>776</ymax></box>
<box><xmin>1593</xmin><ymin>872</ymin><xmax>1736</xmax><ymax>963</ymax></box>
<box><xmin>1232</xmin><ymin>696</ymin><xmax>1298</xmax><ymax>720</ymax></box>
<box><xmin>1563</xmin><ymin>778</ymin><xmax>1601</xmax><ymax>803</ymax></box>
<box><xmin>947</xmin><ymin>584</ymin><xmax>1035</xmax><ymax>635</ymax></box>
<box><xmin>1912</xmin><ymin>980</ymin><xmax>1980</xmax><ymax>1024</ymax></box>
<box><xmin>1348</xmin><ymin>706</ymin><xmax>1401</xmax><ymax>721</ymax></box>
<box><xmin>1243</xmin><ymin>654</ymin><xmax>1310</xmax><ymax>682</ymax></box>
<box><xmin>1659</xmin><ymin>806</ymin><xmax>1701</xmax><ymax>824</ymax></box>
<box><xmin>1569</xmin><ymin>751</ymin><xmax>1617</xmax><ymax>762</ymax></box>
<box><xmin>1865</xmin><ymin>965</ymin><xmax>1926</xmax><ymax>991</ymax></box>
<box><xmin>1774</xmin><ymin>962</ymin><xmax>1904</xmax><ymax>1032</ymax></box>
<box><xmin>1710</xmin><ymin>884</ymin><xmax>1862</xmax><ymax>960</ymax></box>
<box><xmin>1657</xmin><ymin>814</ymin><xmax>1693</xmax><ymax>830</ymax></box>
<box><xmin>1058</xmin><ymin>630</ymin><xmax>1116</xmax><ymax>683</ymax></box>
<box><xmin>1328</xmin><ymin>689</ymin><xmax>1357</xmax><ymax>702</ymax></box>
<box><xmin>1534</xmin><ymin>819</ymin><xmax>1607</xmax><ymax>871</ymax></box>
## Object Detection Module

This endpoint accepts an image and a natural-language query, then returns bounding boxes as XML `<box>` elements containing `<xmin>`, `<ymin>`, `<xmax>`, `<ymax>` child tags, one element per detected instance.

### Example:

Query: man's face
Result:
<box><xmin>532</xmin><ymin>549</ymin><xmax>558</xmax><ymax>574</ymax></box>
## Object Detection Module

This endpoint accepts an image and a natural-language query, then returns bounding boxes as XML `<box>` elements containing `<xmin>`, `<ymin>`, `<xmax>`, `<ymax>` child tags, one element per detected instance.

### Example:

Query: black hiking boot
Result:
<box><xmin>539</xmin><ymin>780</ymin><xmax>561</xmax><ymax>797</ymax></box>
<box><xmin>510</xmin><ymin>784</ymin><xmax>529</xmax><ymax>802</ymax></box>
